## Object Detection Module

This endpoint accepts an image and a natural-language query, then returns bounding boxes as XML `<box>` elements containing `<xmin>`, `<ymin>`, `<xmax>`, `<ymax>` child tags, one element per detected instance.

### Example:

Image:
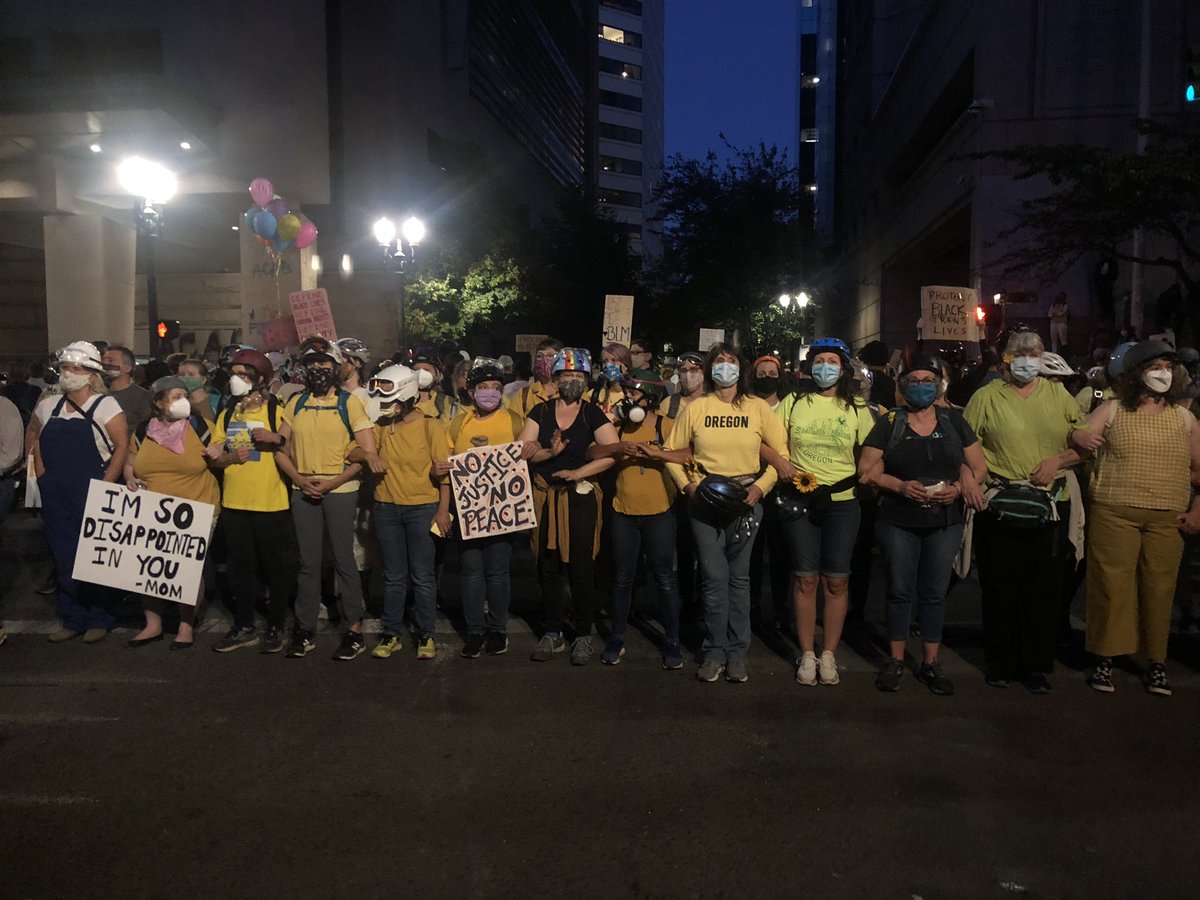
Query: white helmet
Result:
<box><xmin>336</xmin><ymin>337</ymin><xmax>370</xmax><ymax>368</ymax></box>
<box><xmin>368</xmin><ymin>364</ymin><xmax>418</xmax><ymax>404</ymax></box>
<box><xmin>56</xmin><ymin>340</ymin><xmax>103</xmax><ymax>372</ymax></box>
<box><xmin>1040</xmin><ymin>352</ymin><xmax>1074</xmax><ymax>377</ymax></box>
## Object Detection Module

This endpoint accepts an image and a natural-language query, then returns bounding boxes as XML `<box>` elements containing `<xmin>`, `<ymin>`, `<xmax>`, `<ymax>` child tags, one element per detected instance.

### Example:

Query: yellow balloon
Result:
<box><xmin>276</xmin><ymin>213</ymin><xmax>301</xmax><ymax>242</ymax></box>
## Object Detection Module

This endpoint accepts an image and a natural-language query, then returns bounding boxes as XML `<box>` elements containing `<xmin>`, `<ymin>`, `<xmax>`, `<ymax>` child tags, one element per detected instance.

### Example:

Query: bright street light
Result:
<box><xmin>797</xmin><ymin>291</ymin><xmax>810</xmax><ymax>308</ymax></box>
<box><xmin>401</xmin><ymin>216</ymin><xmax>426</xmax><ymax>246</ymax></box>
<box><xmin>778</xmin><ymin>293</ymin><xmax>791</xmax><ymax>308</ymax></box>
<box><xmin>373</xmin><ymin>217</ymin><xmax>397</xmax><ymax>247</ymax></box>
<box><xmin>116</xmin><ymin>156</ymin><xmax>177</xmax><ymax>204</ymax></box>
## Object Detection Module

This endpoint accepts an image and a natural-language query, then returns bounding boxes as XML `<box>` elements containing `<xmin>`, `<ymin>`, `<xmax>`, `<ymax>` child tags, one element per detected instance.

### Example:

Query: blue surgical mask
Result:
<box><xmin>811</xmin><ymin>362</ymin><xmax>840</xmax><ymax>389</ymax></box>
<box><xmin>602</xmin><ymin>362</ymin><xmax>623</xmax><ymax>382</ymax></box>
<box><xmin>903</xmin><ymin>383</ymin><xmax>938</xmax><ymax>409</ymax></box>
<box><xmin>1010</xmin><ymin>356</ymin><xmax>1041</xmax><ymax>383</ymax></box>
<box><xmin>711</xmin><ymin>362</ymin><xmax>740</xmax><ymax>387</ymax></box>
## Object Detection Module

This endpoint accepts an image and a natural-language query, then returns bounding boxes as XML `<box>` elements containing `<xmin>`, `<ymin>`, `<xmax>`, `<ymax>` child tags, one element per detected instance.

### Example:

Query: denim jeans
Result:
<box><xmin>782</xmin><ymin>498</ymin><xmax>861</xmax><ymax>578</ymax></box>
<box><xmin>875</xmin><ymin>520</ymin><xmax>964</xmax><ymax>644</ymax></box>
<box><xmin>690</xmin><ymin>504</ymin><xmax>763</xmax><ymax>663</ymax></box>
<box><xmin>292</xmin><ymin>489</ymin><xmax>363</xmax><ymax>633</ymax></box>
<box><xmin>610</xmin><ymin>510</ymin><xmax>681</xmax><ymax>642</ymax></box>
<box><xmin>374</xmin><ymin>501</ymin><xmax>439</xmax><ymax>636</ymax></box>
<box><xmin>460</xmin><ymin>534</ymin><xmax>514</xmax><ymax>634</ymax></box>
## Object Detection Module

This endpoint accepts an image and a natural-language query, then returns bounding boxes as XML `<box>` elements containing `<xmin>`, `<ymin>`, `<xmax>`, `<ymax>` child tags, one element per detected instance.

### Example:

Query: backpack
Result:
<box><xmin>665</xmin><ymin>392</ymin><xmax>681</xmax><ymax>420</ymax></box>
<box><xmin>882</xmin><ymin>406</ymin><xmax>964</xmax><ymax>463</ymax></box>
<box><xmin>134</xmin><ymin>413</ymin><xmax>211</xmax><ymax>448</ymax></box>
<box><xmin>449</xmin><ymin>408</ymin><xmax>523</xmax><ymax>450</ymax></box>
<box><xmin>220</xmin><ymin>394</ymin><xmax>279</xmax><ymax>435</ymax></box>
<box><xmin>293</xmin><ymin>390</ymin><xmax>355</xmax><ymax>440</ymax></box>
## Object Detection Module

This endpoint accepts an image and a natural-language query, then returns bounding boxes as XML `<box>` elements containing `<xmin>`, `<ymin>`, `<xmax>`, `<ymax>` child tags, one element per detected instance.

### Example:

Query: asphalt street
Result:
<box><xmin>2</xmin><ymin>511</ymin><xmax>1199</xmax><ymax>899</ymax></box>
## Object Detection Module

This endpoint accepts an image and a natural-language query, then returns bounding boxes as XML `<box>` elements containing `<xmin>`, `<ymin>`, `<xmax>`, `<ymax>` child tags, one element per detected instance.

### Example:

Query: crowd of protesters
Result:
<box><xmin>2</xmin><ymin>323</ymin><xmax>1198</xmax><ymax>698</ymax></box>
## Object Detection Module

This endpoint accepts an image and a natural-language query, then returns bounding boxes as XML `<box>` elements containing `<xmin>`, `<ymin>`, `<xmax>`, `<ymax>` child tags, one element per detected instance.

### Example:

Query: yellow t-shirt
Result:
<box><xmin>777</xmin><ymin>393</ymin><xmax>875</xmax><ymax>502</ymax></box>
<box><xmin>507</xmin><ymin>380</ymin><xmax>555</xmax><ymax>418</ymax></box>
<box><xmin>281</xmin><ymin>391</ymin><xmax>373</xmax><ymax>494</ymax></box>
<box><xmin>131</xmin><ymin>427</ymin><xmax>221</xmax><ymax>509</ymax></box>
<box><xmin>373</xmin><ymin>413</ymin><xmax>448</xmax><ymax>505</ymax></box>
<box><xmin>614</xmin><ymin>414</ymin><xmax>675</xmax><ymax>516</ymax></box>
<box><xmin>416</xmin><ymin>392</ymin><xmax>456</xmax><ymax>424</ymax></box>
<box><xmin>210</xmin><ymin>402</ymin><xmax>290</xmax><ymax>513</ymax></box>
<box><xmin>666</xmin><ymin>393</ymin><xmax>786</xmax><ymax>495</ymax></box>
<box><xmin>448</xmin><ymin>408</ymin><xmax>523</xmax><ymax>456</ymax></box>
<box><xmin>963</xmin><ymin>377</ymin><xmax>1087</xmax><ymax>483</ymax></box>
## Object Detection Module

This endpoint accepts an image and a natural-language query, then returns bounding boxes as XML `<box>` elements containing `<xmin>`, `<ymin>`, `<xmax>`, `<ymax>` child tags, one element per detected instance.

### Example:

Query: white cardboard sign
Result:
<box><xmin>920</xmin><ymin>286</ymin><xmax>978</xmax><ymax>342</ymax></box>
<box><xmin>448</xmin><ymin>442</ymin><xmax>537</xmax><ymax>540</ymax></box>
<box><xmin>698</xmin><ymin>328</ymin><xmax>725</xmax><ymax>351</ymax></box>
<box><xmin>602</xmin><ymin>294</ymin><xmax>635</xmax><ymax>346</ymax></box>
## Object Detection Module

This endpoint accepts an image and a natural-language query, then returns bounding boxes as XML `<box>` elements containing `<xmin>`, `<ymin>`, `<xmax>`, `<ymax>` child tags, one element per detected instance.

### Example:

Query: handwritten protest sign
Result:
<box><xmin>515</xmin><ymin>334</ymin><xmax>550</xmax><ymax>354</ymax></box>
<box><xmin>448</xmin><ymin>442</ymin><xmax>537</xmax><ymax>540</ymax></box>
<box><xmin>602</xmin><ymin>294</ymin><xmax>634</xmax><ymax>347</ymax></box>
<box><xmin>261</xmin><ymin>315</ymin><xmax>299</xmax><ymax>350</ymax></box>
<box><xmin>289</xmin><ymin>287</ymin><xmax>338</xmax><ymax>341</ymax></box>
<box><xmin>72</xmin><ymin>479</ymin><xmax>215</xmax><ymax>606</ymax></box>
<box><xmin>698</xmin><ymin>328</ymin><xmax>725</xmax><ymax>350</ymax></box>
<box><xmin>920</xmin><ymin>286</ymin><xmax>977</xmax><ymax>341</ymax></box>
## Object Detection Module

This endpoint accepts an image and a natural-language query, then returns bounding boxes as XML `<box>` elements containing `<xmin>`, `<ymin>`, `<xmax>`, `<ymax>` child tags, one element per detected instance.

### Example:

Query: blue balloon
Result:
<box><xmin>243</xmin><ymin>205</ymin><xmax>260</xmax><ymax>229</ymax></box>
<box><xmin>252</xmin><ymin>210</ymin><xmax>277</xmax><ymax>239</ymax></box>
<box><xmin>272</xmin><ymin>238</ymin><xmax>294</xmax><ymax>252</ymax></box>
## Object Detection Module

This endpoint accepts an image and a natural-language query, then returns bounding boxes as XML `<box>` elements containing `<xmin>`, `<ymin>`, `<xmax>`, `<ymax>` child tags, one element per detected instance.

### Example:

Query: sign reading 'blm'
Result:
<box><xmin>72</xmin><ymin>480</ymin><xmax>215</xmax><ymax>606</ymax></box>
<box><xmin>448</xmin><ymin>442</ymin><xmax>537</xmax><ymax>540</ymax></box>
<box><xmin>920</xmin><ymin>285</ymin><xmax>978</xmax><ymax>342</ymax></box>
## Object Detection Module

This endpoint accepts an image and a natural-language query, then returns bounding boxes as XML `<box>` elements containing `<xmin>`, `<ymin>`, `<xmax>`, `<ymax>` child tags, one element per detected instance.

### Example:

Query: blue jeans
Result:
<box><xmin>460</xmin><ymin>534</ymin><xmax>514</xmax><ymax>634</ymax></box>
<box><xmin>875</xmin><ymin>520</ymin><xmax>964</xmax><ymax>644</ymax></box>
<box><xmin>610</xmin><ymin>510</ymin><xmax>681</xmax><ymax>642</ymax></box>
<box><xmin>374</xmin><ymin>501</ymin><xmax>439</xmax><ymax>636</ymax></box>
<box><xmin>690</xmin><ymin>504</ymin><xmax>763</xmax><ymax>663</ymax></box>
<box><xmin>782</xmin><ymin>498</ymin><xmax>861</xmax><ymax>578</ymax></box>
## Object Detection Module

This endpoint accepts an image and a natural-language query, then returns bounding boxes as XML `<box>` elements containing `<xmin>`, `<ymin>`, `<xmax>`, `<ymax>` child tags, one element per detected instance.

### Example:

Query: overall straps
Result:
<box><xmin>64</xmin><ymin>395</ymin><xmax>115</xmax><ymax>454</ymax></box>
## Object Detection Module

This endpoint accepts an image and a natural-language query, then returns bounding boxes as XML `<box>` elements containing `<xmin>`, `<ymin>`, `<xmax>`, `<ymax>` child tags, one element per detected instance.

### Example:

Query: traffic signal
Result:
<box><xmin>156</xmin><ymin>319</ymin><xmax>180</xmax><ymax>340</ymax></box>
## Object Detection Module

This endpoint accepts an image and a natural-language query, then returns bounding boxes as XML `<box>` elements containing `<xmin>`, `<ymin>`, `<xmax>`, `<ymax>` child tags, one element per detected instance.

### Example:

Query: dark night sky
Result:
<box><xmin>665</xmin><ymin>0</ymin><xmax>798</xmax><ymax>164</ymax></box>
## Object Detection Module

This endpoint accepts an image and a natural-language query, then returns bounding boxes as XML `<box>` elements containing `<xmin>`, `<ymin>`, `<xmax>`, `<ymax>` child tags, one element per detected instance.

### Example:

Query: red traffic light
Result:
<box><xmin>975</xmin><ymin>306</ymin><xmax>986</xmax><ymax>323</ymax></box>
<box><xmin>156</xmin><ymin>319</ymin><xmax>180</xmax><ymax>340</ymax></box>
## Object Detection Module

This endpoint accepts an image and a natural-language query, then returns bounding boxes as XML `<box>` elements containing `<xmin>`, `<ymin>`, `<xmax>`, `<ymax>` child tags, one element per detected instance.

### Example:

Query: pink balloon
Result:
<box><xmin>248</xmin><ymin>177</ymin><xmax>274</xmax><ymax>207</ymax></box>
<box><xmin>295</xmin><ymin>220</ymin><xmax>318</xmax><ymax>249</ymax></box>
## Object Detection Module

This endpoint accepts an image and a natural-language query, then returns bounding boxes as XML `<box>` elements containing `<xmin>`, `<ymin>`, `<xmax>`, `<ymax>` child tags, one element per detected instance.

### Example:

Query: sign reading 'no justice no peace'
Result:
<box><xmin>448</xmin><ymin>442</ymin><xmax>537</xmax><ymax>540</ymax></box>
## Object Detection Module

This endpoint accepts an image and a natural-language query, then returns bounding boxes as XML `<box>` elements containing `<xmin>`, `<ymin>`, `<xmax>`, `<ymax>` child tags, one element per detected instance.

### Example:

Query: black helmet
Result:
<box><xmin>467</xmin><ymin>357</ymin><xmax>504</xmax><ymax>388</ymax></box>
<box><xmin>622</xmin><ymin>368</ymin><xmax>668</xmax><ymax>405</ymax></box>
<box><xmin>693</xmin><ymin>475</ymin><xmax>750</xmax><ymax>522</ymax></box>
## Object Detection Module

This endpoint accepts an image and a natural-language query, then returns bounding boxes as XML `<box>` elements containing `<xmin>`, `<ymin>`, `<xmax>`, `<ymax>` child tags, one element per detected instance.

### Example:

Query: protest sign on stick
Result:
<box><xmin>602</xmin><ymin>294</ymin><xmax>634</xmax><ymax>346</ymax></box>
<box><xmin>920</xmin><ymin>286</ymin><xmax>977</xmax><ymax>342</ymax></box>
<box><xmin>289</xmin><ymin>287</ymin><xmax>338</xmax><ymax>341</ymax></box>
<box><xmin>72</xmin><ymin>480</ymin><xmax>215</xmax><ymax>606</ymax></box>
<box><xmin>448</xmin><ymin>442</ymin><xmax>537</xmax><ymax>540</ymax></box>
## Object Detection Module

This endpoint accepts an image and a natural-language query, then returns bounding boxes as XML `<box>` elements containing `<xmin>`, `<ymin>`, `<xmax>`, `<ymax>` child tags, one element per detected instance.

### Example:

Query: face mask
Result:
<box><xmin>474</xmin><ymin>387</ymin><xmax>501</xmax><ymax>411</ymax></box>
<box><xmin>903</xmin><ymin>383</ymin><xmax>938</xmax><ymax>409</ymax></box>
<box><xmin>181</xmin><ymin>376</ymin><xmax>204</xmax><ymax>393</ymax></box>
<box><xmin>616</xmin><ymin>399</ymin><xmax>646</xmax><ymax>424</ymax></box>
<box><xmin>101</xmin><ymin>366</ymin><xmax>120</xmax><ymax>385</ymax></box>
<box><xmin>602</xmin><ymin>362</ymin><xmax>623</xmax><ymax>382</ymax></box>
<box><xmin>711</xmin><ymin>362</ymin><xmax>740</xmax><ymax>387</ymax></box>
<box><xmin>533</xmin><ymin>358</ymin><xmax>552</xmax><ymax>382</ymax></box>
<box><xmin>416</xmin><ymin>369</ymin><xmax>435</xmax><ymax>390</ymax></box>
<box><xmin>670</xmin><ymin>374</ymin><xmax>679</xmax><ymax>386</ymax></box>
<box><xmin>228</xmin><ymin>374</ymin><xmax>252</xmax><ymax>397</ymax></box>
<box><xmin>558</xmin><ymin>379</ymin><xmax>585</xmax><ymax>403</ymax></box>
<box><xmin>166</xmin><ymin>398</ymin><xmax>191</xmax><ymax>421</ymax></box>
<box><xmin>1009</xmin><ymin>357</ymin><xmax>1041</xmax><ymax>383</ymax></box>
<box><xmin>59</xmin><ymin>371</ymin><xmax>91</xmax><ymax>392</ymax></box>
<box><xmin>680</xmin><ymin>370</ymin><xmax>703</xmax><ymax>394</ymax></box>
<box><xmin>811</xmin><ymin>363</ymin><xmax>841</xmax><ymax>389</ymax></box>
<box><xmin>304</xmin><ymin>369</ymin><xmax>336</xmax><ymax>394</ymax></box>
<box><xmin>752</xmin><ymin>375</ymin><xmax>780</xmax><ymax>397</ymax></box>
<box><xmin>1144</xmin><ymin>369</ymin><xmax>1173</xmax><ymax>394</ymax></box>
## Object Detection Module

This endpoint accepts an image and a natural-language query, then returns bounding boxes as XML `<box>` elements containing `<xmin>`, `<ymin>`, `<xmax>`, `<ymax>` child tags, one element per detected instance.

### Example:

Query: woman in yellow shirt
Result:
<box><xmin>124</xmin><ymin>376</ymin><xmax>220</xmax><ymax>649</ymax></box>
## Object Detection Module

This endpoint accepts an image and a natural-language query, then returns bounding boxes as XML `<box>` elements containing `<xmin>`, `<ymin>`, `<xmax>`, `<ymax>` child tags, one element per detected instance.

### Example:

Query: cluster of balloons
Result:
<box><xmin>244</xmin><ymin>177</ymin><xmax>317</xmax><ymax>253</ymax></box>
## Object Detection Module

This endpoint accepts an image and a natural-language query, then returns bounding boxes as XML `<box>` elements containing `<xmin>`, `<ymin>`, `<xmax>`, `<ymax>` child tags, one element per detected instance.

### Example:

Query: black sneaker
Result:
<box><xmin>484</xmin><ymin>632</ymin><xmax>509</xmax><ymax>655</ymax></box>
<box><xmin>917</xmin><ymin>661</ymin><xmax>955</xmax><ymax>696</ymax></box>
<box><xmin>1088</xmin><ymin>657</ymin><xmax>1115</xmax><ymax>693</ymax></box>
<box><xmin>1022</xmin><ymin>672</ymin><xmax>1052</xmax><ymax>694</ymax></box>
<box><xmin>1146</xmin><ymin>662</ymin><xmax>1172</xmax><ymax>696</ymax></box>
<box><xmin>985</xmin><ymin>671</ymin><xmax>1012</xmax><ymax>688</ymax></box>
<box><xmin>286</xmin><ymin>629</ymin><xmax>316</xmax><ymax>658</ymax></box>
<box><xmin>332</xmin><ymin>632</ymin><xmax>366</xmax><ymax>661</ymax></box>
<box><xmin>461</xmin><ymin>633</ymin><xmax>485</xmax><ymax>659</ymax></box>
<box><xmin>212</xmin><ymin>627</ymin><xmax>260</xmax><ymax>653</ymax></box>
<box><xmin>875</xmin><ymin>659</ymin><xmax>905</xmax><ymax>692</ymax></box>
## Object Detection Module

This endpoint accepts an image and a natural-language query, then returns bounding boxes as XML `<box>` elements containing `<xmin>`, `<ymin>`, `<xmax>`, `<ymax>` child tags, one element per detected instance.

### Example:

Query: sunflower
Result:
<box><xmin>793</xmin><ymin>470</ymin><xmax>819</xmax><ymax>493</ymax></box>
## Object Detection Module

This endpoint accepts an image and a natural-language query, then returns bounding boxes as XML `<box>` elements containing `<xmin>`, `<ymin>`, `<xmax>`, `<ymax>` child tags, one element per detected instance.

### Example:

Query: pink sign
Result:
<box><xmin>288</xmin><ymin>288</ymin><xmax>338</xmax><ymax>341</ymax></box>
<box><xmin>260</xmin><ymin>316</ymin><xmax>299</xmax><ymax>351</ymax></box>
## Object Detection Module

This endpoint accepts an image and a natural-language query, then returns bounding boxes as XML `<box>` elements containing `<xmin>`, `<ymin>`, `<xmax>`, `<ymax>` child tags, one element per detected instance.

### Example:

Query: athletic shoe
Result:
<box><xmin>484</xmin><ymin>632</ymin><xmax>508</xmax><ymax>655</ymax></box>
<box><xmin>796</xmin><ymin>651</ymin><xmax>818</xmax><ymax>686</ymax></box>
<box><xmin>1087</xmin><ymin>657</ymin><xmax>1115</xmax><ymax>693</ymax></box>
<box><xmin>81</xmin><ymin>628</ymin><xmax>107</xmax><ymax>644</ymax></box>
<box><xmin>416</xmin><ymin>635</ymin><xmax>436</xmax><ymax>660</ymax></box>
<box><xmin>661</xmin><ymin>640</ymin><xmax>684</xmax><ymax>670</ymax></box>
<box><xmin>332</xmin><ymin>632</ymin><xmax>365</xmax><ymax>661</ymax></box>
<box><xmin>725</xmin><ymin>658</ymin><xmax>749</xmax><ymax>683</ymax></box>
<box><xmin>818</xmin><ymin>650</ymin><xmax>840</xmax><ymax>685</ymax></box>
<box><xmin>372</xmin><ymin>633</ymin><xmax>401</xmax><ymax>658</ymax></box>
<box><xmin>917</xmin><ymin>661</ymin><xmax>954</xmax><ymax>696</ymax></box>
<box><xmin>601</xmin><ymin>636</ymin><xmax>625</xmax><ymax>665</ymax></box>
<box><xmin>461</xmin><ymin>633</ymin><xmax>485</xmax><ymax>659</ymax></box>
<box><xmin>1146</xmin><ymin>662</ymin><xmax>1172</xmax><ymax>697</ymax></box>
<box><xmin>696</xmin><ymin>658</ymin><xmax>725</xmax><ymax>682</ymax></box>
<box><xmin>260</xmin><ymin>627</ymin><xmax>285</xmax><ymax>654</ymax></box>
<box><xmin>1022</xmin><ymin>672</ymin><xmax>1052</xmax><ymax>694</ymax></box>
<box><xmin>985</xmin><ymin>672</ymin><xmax>1012</xmax><ymax>688</ymax></box>
<box><xmin>213</xmin><ymin>627</ymin><xmax>260</xmax><ymax>653</ymax></box>
<box><xmin>530</xmin><ymin>632</ymin><xmax>566</xmax><ymax>662</ymax></box>
<box><xmin>286</xmin><ymin>629</ymin><xmax>316</xmax><ymax>658</ymax></box>
<box><xmin>875</xmin><ymin>659</ymin><xmax>905</xmax><ymax>692</ymax></box>
<box><xmin>570</xmin><ymin>636</ymin><xmax>594</xmax><ymax>666</ymax></box>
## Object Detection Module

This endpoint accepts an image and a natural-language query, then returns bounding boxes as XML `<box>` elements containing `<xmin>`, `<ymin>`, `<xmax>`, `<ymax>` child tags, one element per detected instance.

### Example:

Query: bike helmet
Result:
<box><xmin>622</xmin><ymin>369</ymin><xmax>668</xmax><ymax>406</ymax></box>
<box><xmin>1039</xmin><ymin>352</ymin><xmax>1075</xmax><ymax>378</ymax></box>
<box><xmin>220</xmin><ymin>343</ymin><xmax>254</xmax><ymax>366</ymax></box>
<box><xmin>1121</xmin><ymin>340</ymin><xmax>1176</xmax><ymax>375</ymax></box>
<box><xmin>693</xmin><ymin>475</ymin><xmax>751</xmax><ymax>523</ymax></box>
<box><xmin>368</xmin><ymin>364</ymin><xmax>419</xmax><ymax>404</ymax></box>
<box><xmin>810</xmin><ymin>337</ymin><xmax>852</xmax><ymax>361</ymax></box>
<box><xmin>1107</xmin><ymin>341</ymin><xmax>1137</xmax><ymax>378</ymax></box>
<box><xmin>467</xmin><ymin>357</ymin><xmax>504</xmax><ymax>388</ymax></box>
<box><xmin>336</xmin><ymin>337</ymin><xmax>370</xmax><ymax>369</ymax></box>
<box><xmin>551</xmin><ymin>347</ymin><xmax>592</xmax><ymax>375</ymax></box>
<box><xmin>230</xmin><ymin>348</ymin><xmax>274</xmax><ymax>381</ymax></box>
<box><xmin>55</xmin><ymin>340</ymin><xmax>103</xmax><ymax>372</ymax></box>
<box><xmin>298</xmin><ymin>335</ymin><xmax>344</xmax><ymax>366</ymax></box>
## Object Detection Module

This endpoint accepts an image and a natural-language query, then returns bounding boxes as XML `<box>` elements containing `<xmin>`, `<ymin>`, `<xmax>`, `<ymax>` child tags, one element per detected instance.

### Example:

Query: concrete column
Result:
<box><xmin>238</xmin><ymin>226</ymin><xmax>316</xmax><ymax>349</ymax></box>
<box><xmin>43</xmin><ymin>214</ymin><xmax>136</xmax><ymax>353</ymax></box>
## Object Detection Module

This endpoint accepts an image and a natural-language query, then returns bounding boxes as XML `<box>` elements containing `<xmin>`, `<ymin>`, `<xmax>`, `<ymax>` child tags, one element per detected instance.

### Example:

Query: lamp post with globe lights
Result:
<box><xmin>373</xmin><ymin>215</ymin><xmax>426</xmax><ymax>352</ymax></box>
<box><xmin>777</xmin><ymin>291</ymin><xmax>811</xmax><ymax>368</ymax></box>
<box><xmin>117</xmin><ymin>157</ymin><xmax>177</xmax><ymax>358</ymax></box>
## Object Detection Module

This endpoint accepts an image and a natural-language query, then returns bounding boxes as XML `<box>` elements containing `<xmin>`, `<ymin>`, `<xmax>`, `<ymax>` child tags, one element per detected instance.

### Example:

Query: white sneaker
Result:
<box><xmin>796</xmin><ymin>651</ymin><xmax>818</xmax><ymax>686</ymax></box>
<box><xmin>819</xmin><ymin>650</ymin><xmax>840</xmax><ymax>685</ymax></box>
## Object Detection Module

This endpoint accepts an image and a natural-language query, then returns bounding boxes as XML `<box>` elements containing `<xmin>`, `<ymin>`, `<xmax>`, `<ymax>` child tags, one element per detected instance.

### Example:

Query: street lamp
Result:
<box><xmin>777</xmin><ymin>289</ymin><xmax>813</xmax><ymax>366</ymax></box>
<box><xmin>375</xmin><ymin>214</ymin><xmax>426</xmax><ymax>351</ymax></box>
<box><xmin>118</xmin><ymin>157</ymin><xmax>177</xmax><ymax>358</ymax></box>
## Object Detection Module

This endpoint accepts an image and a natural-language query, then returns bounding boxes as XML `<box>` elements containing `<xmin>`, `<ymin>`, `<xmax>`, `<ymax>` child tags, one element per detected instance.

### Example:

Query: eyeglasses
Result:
<box><xmin>907</xmin><ymin>378</ymin><xmax>939</xmax><ymax>386</ymax></box>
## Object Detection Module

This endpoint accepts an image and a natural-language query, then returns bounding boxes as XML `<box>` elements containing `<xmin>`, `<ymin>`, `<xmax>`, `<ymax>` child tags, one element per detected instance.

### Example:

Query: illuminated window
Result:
<box><xmin>599</xmin><ymin>25</ymin><xmax>643</xmax><ymax>48</ymax></box>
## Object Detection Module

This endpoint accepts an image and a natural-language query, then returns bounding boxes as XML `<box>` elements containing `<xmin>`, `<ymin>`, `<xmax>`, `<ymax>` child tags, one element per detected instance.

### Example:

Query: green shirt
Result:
<box><xmin>776</xmin><ymin>392</ymin><xmax>874</xmax><ymax>501</ymax></box>
<box><xmin>963</xmin><ymin>378</ymin><xmax>1086</xmax><ymax>483</ymax></box>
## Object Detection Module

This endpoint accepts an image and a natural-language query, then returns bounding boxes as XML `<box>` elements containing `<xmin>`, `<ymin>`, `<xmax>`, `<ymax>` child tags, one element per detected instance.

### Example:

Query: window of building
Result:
<box><xmin>599</xmin><ymin>57</ymin><xmax>643</xmax><ymax>80</ymax></box>
<box><xmin>598</xmin><ymin>188</ymin><xmax>643</xmax><ymax>208</ymax></box>
<box><xmin>599</xmin><ymin>89</ymin><xmax>642</xmax><ymax>112</ymax></box>
<box><xmin>602</xmin><ymin>0</ymin><xmax>644</xmax><ymax>14</ymax></box>
<box><xmin>600</xmin><ymin>122</ymin><xmax>643</xmax><ymax>144</ymax></box>
<box><xmin>599</xmin><ymin>25</ymin><xmax>643</xmax><ymax>48</ymax></box>
<box><xmin>600</xmin><ymin>155</ymin><xmax>643</xmax><ymax>176</ymax></box>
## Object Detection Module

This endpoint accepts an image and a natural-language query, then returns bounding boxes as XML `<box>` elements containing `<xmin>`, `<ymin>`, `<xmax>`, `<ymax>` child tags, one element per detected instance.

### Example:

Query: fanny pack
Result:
<box><xmin>984</xmin><ymin>478</ymin><xmax>1060</xmax><ymax>529</ymax></box>
<box><xmin>774</xmin><ymin>474</ymin><xmax>858</xmax><ymax>521</ymax></box>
